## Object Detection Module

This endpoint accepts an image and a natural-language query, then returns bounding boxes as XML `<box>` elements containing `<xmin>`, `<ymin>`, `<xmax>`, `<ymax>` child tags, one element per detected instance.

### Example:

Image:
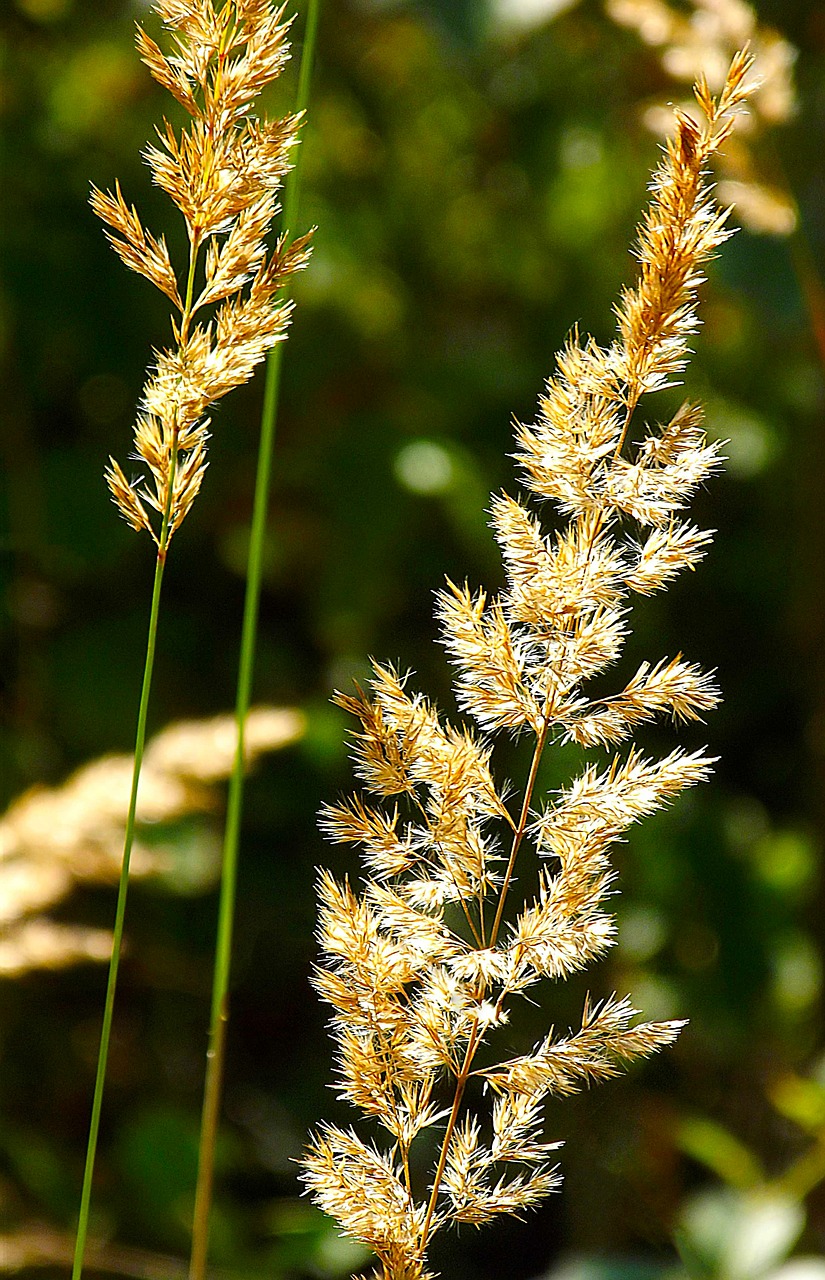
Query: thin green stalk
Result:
<box><xmin>71</xmin><ymin>550</ymin><xmax>166</xmax><ymax>1280</ymax></box>
<box><xmin>188</xmin><ymin>6</ymin><xmax>322</xmax><ymax>1278</ymax></box>
<box><xmin>71</xmin><ymin>455</ymin><xmax>182</xmax><ymax>1280</ymax></box>
<box><xmin>73</xmin><ymin>234</ymin><xmax>199</xmax><ymax>1280</ymax></box>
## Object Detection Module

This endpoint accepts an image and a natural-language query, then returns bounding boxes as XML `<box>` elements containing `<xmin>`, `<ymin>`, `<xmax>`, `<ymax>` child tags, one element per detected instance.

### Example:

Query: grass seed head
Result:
<box><xmin>303</xmin><ymin>52</ymin><xmax>754</xmax><ymax>1280</ymax></box>
<box><xmin>94</xmin><ymin>0</ymin><xmax>312</xmax><ymax>545</ymax></box>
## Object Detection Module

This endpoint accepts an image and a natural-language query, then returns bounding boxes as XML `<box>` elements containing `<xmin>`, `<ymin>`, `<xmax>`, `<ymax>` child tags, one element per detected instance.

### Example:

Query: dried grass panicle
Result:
<box><xmin>303</xmin><ymin>56</ymin><xmax>754</xmax><ymax>1280</ymax></box>
<box><xmin>92</xmin><ymin>0</ymin><xmax>312</xmax><ymax>545</ymax></box>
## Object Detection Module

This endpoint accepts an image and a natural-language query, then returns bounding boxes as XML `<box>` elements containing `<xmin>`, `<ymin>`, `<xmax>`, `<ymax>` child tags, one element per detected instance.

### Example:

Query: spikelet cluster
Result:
<box><xmin>303</xmin><ymin>56</ymin><xmax>754</xmax><ymax>1280</ymax></box>
<box><xmin>608</xmin><ymin>0</ymin><xmax>797</xmax><ymax>235</ymax></box>
<box><xmin>93</xmin><ymin>0</ymin><xmax>312</xmax><ymax>545</ymax></box>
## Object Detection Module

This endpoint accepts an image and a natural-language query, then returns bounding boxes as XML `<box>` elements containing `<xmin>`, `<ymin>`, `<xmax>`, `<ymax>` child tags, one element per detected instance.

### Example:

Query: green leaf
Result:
<box><xmin>676</xmin><ymin>1117</ymin><xmax>763</xmax><ymax>1190</ymax></box>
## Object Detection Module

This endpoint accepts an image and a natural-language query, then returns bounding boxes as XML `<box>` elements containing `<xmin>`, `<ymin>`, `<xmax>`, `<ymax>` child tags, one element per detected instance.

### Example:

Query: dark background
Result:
<box><xmin>2</xmin><ymin>0</ymin><xmax>825</xmax><ymax>1276</ymax></box>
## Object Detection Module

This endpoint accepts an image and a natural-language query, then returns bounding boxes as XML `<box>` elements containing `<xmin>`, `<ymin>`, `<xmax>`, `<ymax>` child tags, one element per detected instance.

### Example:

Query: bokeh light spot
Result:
<box><xmin>394</xmin><ymin>440</ymin><xmax>455</xmax><ymax>495</ymax></box>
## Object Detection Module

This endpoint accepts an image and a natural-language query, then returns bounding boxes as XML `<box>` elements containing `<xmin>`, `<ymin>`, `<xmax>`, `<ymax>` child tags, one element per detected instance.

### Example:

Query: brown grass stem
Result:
<box><xmin>417</xmin><ymin>1026</ymin><xmax>481</xmax><ymax>1258</ymax></box>
<box><xmin>489</xmin><ymin>718</ymin><xmax>550</xmax><ymax>948</ymax></box>
<box><xmin>419</xmin><ymin>710</ymin><xmax>553</xmax><ymax>1251</ymax></box>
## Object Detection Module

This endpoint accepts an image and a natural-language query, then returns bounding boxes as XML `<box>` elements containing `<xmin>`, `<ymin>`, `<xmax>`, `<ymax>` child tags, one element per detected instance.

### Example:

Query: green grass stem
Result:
<box><xmin>71</xmin><ymin>508</ymin><xmax>175</xmax><ymax>1280</ymax></box>
<box><xmin>188</xmin><ymin>6</ymin><xmax>322</xmax><ymax>1278</ymax></box>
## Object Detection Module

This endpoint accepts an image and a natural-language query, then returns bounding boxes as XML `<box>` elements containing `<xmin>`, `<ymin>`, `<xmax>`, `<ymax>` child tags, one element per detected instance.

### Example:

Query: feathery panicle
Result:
<box><xmin>93</xmin><ymin>0</ymin><xmax>312</xmax><ymax>545</ymax></box>
<box><xmin>304</xmin><ymin>58</ymin><xmax>752</xmax><ymax>1280</ymax></box>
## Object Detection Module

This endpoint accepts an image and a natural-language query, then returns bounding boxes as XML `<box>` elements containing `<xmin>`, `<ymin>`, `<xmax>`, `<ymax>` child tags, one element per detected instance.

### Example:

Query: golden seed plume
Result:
<box><xmin>303</xmin><ymin>55</ymin><xmax>753</xmax><ymax>1280</ymax></box>
<box><xmin>93</xmin><ymin>0</ymin><xmax>312</xmax><ymax>544</ymax></box>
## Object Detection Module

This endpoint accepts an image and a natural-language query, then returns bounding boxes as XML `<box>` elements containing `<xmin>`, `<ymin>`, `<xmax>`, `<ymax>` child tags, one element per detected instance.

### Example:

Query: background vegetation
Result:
<box><xmin>1</xmin><ymin>0</ymin><xmax>824</xmax><ymax>1276</ymax></box>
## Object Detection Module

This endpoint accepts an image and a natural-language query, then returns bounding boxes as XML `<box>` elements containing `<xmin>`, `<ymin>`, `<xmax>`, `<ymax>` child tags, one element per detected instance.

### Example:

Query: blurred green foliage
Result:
<box><xmin>2</xmin><ymin>0</ymin><xmax>825</xmax><ymax>1277</ymax></box>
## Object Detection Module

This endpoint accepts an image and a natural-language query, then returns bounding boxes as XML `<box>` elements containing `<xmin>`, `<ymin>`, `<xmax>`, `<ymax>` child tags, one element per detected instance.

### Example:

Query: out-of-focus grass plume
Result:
<box><xmin>0</xmin><ymin>709</ymin><xmax>304</xmax><ymax>976</ymax></box>
<box><xmin>608</xmin><ymin>0</ymin><xmax>798</xmax><ymax>235</ymax></box>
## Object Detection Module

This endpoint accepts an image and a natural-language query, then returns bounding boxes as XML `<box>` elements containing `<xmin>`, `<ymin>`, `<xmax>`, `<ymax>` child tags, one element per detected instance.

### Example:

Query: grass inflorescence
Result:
<box><xmin>303</xmin><ymin>52</ymin><xmax>755</xmax><ymax>1280</ymax></box>
<box><xmin>94</xmin><ymin>0</ymin><xmax>312</xmax><ymax>548</ymax></box>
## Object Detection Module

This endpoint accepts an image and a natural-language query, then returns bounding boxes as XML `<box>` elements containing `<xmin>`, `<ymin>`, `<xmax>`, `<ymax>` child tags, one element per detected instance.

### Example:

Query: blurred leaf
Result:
<box><xmin>676</xmin><ymin>1117</ymin><xmax>764</xmax><ymax>1190</ymax></box>
<box><xmin>769</xmin><ymin>1073</ymin><xmax>825</xmax><ymax>1134</ymax></box>
<box><xmin>138</xmin><ymin>816</ymin><xmax>223</xmax><ymax>895</ymax></box>
<box><xmin>114</xmin><ymin>1105</ymin><xmax>202</xmax><ymax>1248</ymax></box>
<box><xmin>0</xmin><ymin>1126</ymin><xmax>75</xmax><ymax>1217</ymax></box>
<box><xmin>49</xmin><ymin>40</ymin><xmax>140</xmax><ymax>141</ymax></box>
<box><xmin>298</xmin><ymin>701</ymin><xmax>349</xmax><ymax>770</ymax></box>
<box><xmin>705</xmin><ymin>397</ymin><xmax>779</xmax><ymax>479</ymax></box>
<box><xmin>770</xmin><ymin>932</ymin><xmax>822</xmax><ymax>1016</ymax></box>
<box><xmin>751</xmin><ymin>831</ymin><xmax>818</xmax><ymax>902</ymax></box>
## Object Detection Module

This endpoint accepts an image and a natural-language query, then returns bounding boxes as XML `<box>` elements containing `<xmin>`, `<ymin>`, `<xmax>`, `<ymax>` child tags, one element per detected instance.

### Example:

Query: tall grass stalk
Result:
<box><xmin>71</xmin><ymin>527</ymin><xmax>169</xmax><ymax>1280</ymax></box>
<box><xmin>188</xmin><ymin>5</ymin><xmax>321</xmax><ymax>1276</ymax></box>
<box><xmin>72</xmin><ymin>5</ymin><xmax>312</xmax><ymax>1277</ymax></box>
